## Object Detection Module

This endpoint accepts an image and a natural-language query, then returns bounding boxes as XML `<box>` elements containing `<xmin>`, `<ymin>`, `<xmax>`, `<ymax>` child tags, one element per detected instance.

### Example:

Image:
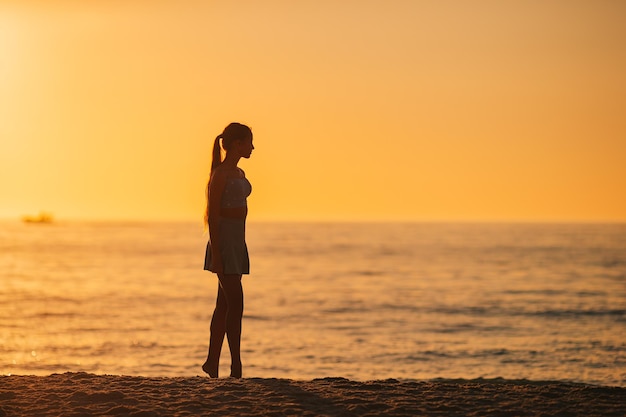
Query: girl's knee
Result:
<box><xmin>228</xmin><ymin>299</ymin><xmax>244</xmax><ymax>315</ymax></box>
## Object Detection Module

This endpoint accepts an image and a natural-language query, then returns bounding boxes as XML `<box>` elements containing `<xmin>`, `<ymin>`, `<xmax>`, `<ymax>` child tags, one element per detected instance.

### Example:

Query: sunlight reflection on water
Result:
<box><xmin>1</xmin><ymin>221</ymin><xmax>625</xmax><ymax>386</ymax></box>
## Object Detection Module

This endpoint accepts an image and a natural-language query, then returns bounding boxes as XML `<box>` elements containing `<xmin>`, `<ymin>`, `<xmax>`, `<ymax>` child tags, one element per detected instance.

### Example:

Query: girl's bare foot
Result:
<box><xmin>202</xmin><ymin>360</ymin><xmax>219</xmax><ymax>378</ymax></box>
<box><xmin>230</xmin><ymin>360</ymin><xmax>242</xmax><ymax>378</ymax></box>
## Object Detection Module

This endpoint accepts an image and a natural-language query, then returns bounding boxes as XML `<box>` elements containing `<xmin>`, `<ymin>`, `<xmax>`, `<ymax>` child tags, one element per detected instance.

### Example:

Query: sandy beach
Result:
<box><xmin>0</xmin><ymin>373</ymin><xmax>624</xmax><ymax>417</ymax></box>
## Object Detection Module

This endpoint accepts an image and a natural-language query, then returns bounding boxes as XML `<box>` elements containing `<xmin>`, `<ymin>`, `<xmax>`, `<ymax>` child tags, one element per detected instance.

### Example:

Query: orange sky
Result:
<box><xmin>1</xmin><ymin>1</ymin><xmax>625</xmax><ymax>222</ymax></box>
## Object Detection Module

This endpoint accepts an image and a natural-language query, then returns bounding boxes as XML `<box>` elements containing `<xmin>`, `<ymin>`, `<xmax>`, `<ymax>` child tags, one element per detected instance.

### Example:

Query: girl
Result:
<box><xmin>202</xmin><ymin>122</ymin><xmax>254</xmax><ymax>378</ymax></box>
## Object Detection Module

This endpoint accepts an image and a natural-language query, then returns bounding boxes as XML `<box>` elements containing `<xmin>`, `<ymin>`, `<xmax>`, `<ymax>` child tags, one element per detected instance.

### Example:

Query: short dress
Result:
<box><xmin>204</xmin><ymin>177</ymin><xmax>251</xmax><ymax>275</ymax></box>
<box><xmin>204</xmin><ymin>217</ymin><xmax>249</xmax><ymax>275</ymax></box>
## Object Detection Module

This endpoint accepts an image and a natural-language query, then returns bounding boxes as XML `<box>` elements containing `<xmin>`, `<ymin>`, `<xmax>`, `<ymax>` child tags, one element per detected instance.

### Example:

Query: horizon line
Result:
<box><xmin>1</xmin><ymin>216</ymin><xmax>625</xmax><ymax>225</ymax></box>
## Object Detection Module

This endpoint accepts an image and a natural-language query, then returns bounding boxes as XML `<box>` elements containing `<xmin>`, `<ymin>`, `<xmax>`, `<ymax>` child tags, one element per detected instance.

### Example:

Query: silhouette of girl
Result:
<box><xmin>202</xmin><ymin>122</ymin><xmax>254</xmax><ymax>378</ymax></box>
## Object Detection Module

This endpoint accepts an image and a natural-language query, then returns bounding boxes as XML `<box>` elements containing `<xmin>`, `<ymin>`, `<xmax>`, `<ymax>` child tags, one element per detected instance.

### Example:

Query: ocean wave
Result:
<box><xmin>426</xmin><ymin>305</ymin><xmax>626</xmax><ymax>319</ymax></box>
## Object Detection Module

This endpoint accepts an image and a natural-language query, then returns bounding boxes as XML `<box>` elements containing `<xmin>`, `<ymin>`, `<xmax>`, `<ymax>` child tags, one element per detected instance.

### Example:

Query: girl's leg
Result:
<box><xmin>202</xmin><ymin>283</ymin><xmax>227</xmax><ymax>377</ymax></box>
<box><xmin>218</xmin><ymin>273</ymin><xmax>244</xmax><ymax>378</ymax></box>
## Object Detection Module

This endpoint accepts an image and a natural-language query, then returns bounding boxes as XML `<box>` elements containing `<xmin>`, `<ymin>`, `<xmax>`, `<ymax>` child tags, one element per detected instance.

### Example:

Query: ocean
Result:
<box><xmin>1</xmin><ymin>221</ymin><xmax>624</xmax><ymax>386</ymax></box>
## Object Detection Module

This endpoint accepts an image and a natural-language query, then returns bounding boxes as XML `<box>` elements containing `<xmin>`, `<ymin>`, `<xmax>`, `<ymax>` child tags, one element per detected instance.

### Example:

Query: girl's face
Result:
<box><xmin>237</xmin><ymin>135</ymin><xmax>254</xmax><ymax>158</ymax></box>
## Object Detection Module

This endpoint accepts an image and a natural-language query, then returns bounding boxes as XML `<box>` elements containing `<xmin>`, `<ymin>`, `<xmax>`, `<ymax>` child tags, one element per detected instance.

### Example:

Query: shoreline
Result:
<box><xmin>1</xmin><ymin>373</ymin><xmax>624</xmax><ymax>416</ymax></box>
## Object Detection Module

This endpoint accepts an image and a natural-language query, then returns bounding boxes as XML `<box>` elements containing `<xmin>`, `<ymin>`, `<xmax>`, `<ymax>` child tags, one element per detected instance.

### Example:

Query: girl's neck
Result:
<box><xmin>222</xmin><ymin>153</ymin><xmax>241</xmax><ymax>168</ymax></box>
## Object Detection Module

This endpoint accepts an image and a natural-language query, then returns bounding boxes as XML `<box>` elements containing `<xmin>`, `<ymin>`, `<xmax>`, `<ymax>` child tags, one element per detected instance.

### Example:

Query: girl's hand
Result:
<box><xmin>212</xmin><ymin>255</ymin><xmax>224</xmax><ymax>274</ymax></box>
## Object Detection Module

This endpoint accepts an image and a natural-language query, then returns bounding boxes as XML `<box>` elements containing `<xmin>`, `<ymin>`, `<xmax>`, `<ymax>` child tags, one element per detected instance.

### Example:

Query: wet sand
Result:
<box><xmin>0</xmin><ymin>372</ymin><xmax>624</xmax><ymax>416</ymax></box>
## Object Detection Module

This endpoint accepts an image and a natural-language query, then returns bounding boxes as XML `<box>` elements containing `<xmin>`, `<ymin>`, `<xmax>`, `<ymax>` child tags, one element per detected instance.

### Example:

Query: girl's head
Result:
<box><xmin>212</xmin><ymin>122</ymin><xmax>253</xmax><ymax>172</ymax></box>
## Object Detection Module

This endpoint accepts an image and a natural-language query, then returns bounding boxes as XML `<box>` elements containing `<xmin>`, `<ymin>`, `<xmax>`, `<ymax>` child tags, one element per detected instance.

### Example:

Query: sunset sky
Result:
<box><xmin>1</xmin><ymin>1</ymin><xmax>625</xmax><ymax>222</ymax></box>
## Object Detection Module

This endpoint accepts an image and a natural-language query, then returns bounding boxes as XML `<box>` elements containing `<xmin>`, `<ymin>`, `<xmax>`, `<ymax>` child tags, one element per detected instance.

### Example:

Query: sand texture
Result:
<box><xmin>0</xmin><ymin>373</ymin><xmax>624</xmax><ymax>416</ymax></box>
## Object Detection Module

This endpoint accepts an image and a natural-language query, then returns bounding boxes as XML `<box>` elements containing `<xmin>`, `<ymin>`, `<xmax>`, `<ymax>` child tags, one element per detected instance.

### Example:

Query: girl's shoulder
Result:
<box><xmin>211</xmin><ymin>165</ymin><xmax>245</xmax><ymax>181</ymax></box>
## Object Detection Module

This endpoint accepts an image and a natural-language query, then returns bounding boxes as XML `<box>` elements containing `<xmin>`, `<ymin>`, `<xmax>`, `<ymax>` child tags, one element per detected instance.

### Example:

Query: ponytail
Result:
<box><xmin>211</xmin><ymin>134</ymin><xmax>223</xmax><ymax>173</ymax></box>
<box><xmin>206</xmin><ymin>134</ymin><xmax>222</xmax><ymax>230</ymax></box>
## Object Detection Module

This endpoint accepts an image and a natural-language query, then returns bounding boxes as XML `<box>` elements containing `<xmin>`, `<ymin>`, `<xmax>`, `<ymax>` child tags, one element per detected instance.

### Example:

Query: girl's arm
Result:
<box><xmin>208</xmin><ymin>170</ymin><xmax>226</xmax><ymax>273</ymax></box>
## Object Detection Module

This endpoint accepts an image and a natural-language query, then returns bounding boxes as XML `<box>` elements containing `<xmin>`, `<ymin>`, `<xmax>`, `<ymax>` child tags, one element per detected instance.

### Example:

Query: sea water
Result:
<box><xmin>1</xmin><ymin>221</ymin><xmax>624</xmax><ymax>386</ymax></box>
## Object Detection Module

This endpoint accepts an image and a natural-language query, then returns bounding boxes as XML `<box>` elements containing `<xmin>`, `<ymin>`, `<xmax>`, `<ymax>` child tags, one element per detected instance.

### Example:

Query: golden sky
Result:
<box><xmin>1</xmin><ymin>1</ymin><xmax>625</xmax><ymax>222</ymax></box>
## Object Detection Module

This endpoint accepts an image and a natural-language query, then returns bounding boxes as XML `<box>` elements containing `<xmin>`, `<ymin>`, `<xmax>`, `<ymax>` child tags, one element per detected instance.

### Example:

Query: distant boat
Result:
<box><xmin>22</xmin><ymin>212</ymin><xmax>54</xmax><ymax>224</ymax></box>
